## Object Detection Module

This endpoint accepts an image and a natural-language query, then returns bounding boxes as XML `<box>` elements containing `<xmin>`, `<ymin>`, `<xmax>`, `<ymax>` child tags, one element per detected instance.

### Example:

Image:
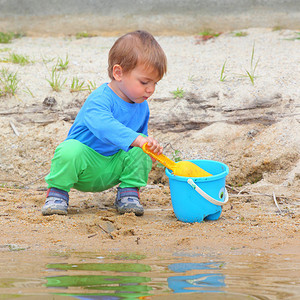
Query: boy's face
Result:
<box><xmin>111</xmin><ymin>63</ymin><xmax>160</xmax><ymax>104</ymax></box>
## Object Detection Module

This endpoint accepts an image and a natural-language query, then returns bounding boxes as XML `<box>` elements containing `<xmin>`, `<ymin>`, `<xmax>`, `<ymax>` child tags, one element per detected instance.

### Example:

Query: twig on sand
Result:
<box><xmin>9</xmin><ymin>121</ymin><xmax>19</xmax><ymax>136</ymax></box>
<box><xmin>226</xmin><ymin>185</ymin><xmax>300</xmax><ymax>202</ymax></box>
<box><xmin>273</xmin><ymin>191</ymin><xmax>283</xmax><ymax>214</ymax></box>
<box><xmin>20</xmin><ymin>172</ymin><xmax>49</xmax><ymax>188</ymax></box>
<box><xmin>98</xmin><ymin>224</ymin><xmax>114</xmax><ymax>239</ymax></box>
<box><xmin>237</xmin><ymin>184</ymin><xmax>251</xmax><ymax>195</ymax></box>
<box><xmin>226</xmin><ymin>185</ymin><xmax>240</xmax><ymax>192</ymax></box>
<box><xmin>88</xmin><ymin>233</ymin><xmax>98</xmax><ymax>238</ymax></box>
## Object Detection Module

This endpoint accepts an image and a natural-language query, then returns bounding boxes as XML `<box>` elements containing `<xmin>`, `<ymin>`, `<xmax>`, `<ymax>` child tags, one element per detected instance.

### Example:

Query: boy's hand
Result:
<box><xmin>131</xmin><ymin>135</ymin><xmax>163</xmax><ymax>162</ymax></box>
<box><xmin>145</xmin><ymin>136</ymin><xmax>163</xmax><ymax>155</ymax></box>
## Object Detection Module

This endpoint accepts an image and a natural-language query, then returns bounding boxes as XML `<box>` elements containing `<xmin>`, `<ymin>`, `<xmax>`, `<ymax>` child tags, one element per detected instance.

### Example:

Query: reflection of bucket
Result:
<box><xmin>165</xmin><ymin>160</ymin><xmax>229</xmax><ymax>223</ymax></box>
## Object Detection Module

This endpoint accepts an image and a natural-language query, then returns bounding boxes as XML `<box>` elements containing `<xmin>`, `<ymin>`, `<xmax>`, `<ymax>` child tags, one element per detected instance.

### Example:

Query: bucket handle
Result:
<box><xmin>187</xmin><ymin>179</ymin><xmax>229</xmax><ymax>206</ymax></box>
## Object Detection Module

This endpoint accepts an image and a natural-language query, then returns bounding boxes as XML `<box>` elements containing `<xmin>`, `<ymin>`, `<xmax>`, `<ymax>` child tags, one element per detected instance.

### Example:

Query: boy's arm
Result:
<box><xmin>83</xmin><ymin>98</ymin><xmax>141</xmax><ymax>152</ymax></box>
<box><xmin>82</xmin><ymin>88</ymin><xmax>157</xmax><ymax>153</ymax></box>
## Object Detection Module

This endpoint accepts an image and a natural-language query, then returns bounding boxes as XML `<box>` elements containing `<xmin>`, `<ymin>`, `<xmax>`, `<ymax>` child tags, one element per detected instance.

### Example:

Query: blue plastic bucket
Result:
<box><xmin>165</xmin><ymin>160</ymin><xmax>229</xmax><ymax>223</ymax></box>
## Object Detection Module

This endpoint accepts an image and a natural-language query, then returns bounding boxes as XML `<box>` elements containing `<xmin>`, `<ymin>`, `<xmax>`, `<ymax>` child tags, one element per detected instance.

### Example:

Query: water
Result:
<box><xmin>0</xmin><ymin>251</ymin><xmax>299</xmax><ymax>299</ymax></box>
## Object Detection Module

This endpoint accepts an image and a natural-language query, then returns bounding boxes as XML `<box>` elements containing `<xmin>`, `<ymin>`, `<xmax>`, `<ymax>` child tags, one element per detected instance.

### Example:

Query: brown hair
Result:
<box><xmin>108</xmin><ymin>30</ymin><xmax>167</xmax><ymax>80</ymax></box>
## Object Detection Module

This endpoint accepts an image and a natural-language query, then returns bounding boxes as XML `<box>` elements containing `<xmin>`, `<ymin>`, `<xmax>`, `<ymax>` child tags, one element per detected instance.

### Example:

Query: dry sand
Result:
<box><xmin>0</xmin><ymin>28</ymin><xmax>299</xmax><ymax>257</ymax></box>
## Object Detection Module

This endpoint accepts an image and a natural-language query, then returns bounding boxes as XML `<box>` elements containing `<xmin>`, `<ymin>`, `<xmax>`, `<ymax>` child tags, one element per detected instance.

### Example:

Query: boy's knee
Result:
<box><xmin>126</xmin><ymin>147</ymin><xmax>152</xmax><ymax>169</ymax></box>
<box><xmin>128</xmin><ymin>146</ymin><xmax>148</xmax><ymax>159</ymax></box>
<box><xmin>55</xmin><ymin>140</ymin><xmax>84</xmax><ymax>162</ymax></box>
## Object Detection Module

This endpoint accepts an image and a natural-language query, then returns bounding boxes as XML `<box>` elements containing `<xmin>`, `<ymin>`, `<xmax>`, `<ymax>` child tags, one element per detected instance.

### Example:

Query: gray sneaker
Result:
<box><xmin>42</xmin><ymin>197</ymin><xmax>69</xmax><ymax>215</ymax></box>
<box><xmin>115</xmin><ymin>187</ymin><xmax>144</xmax><ymax>216</ymax></box>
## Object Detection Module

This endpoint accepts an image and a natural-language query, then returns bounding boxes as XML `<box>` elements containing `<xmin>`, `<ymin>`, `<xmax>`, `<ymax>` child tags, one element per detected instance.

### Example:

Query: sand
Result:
<box><xmin>0</xmin><ymin>28</ymin><xmax>299</xmax><ymax>257</ymax></box>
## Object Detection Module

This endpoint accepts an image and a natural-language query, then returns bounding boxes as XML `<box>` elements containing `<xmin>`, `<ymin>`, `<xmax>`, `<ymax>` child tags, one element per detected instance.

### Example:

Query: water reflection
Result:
<box><xmin>45</xmin><ymin>262</ymin><xmax>152</xmax><ymax>299</ymax></box>
<box><xmin>47</xmin><ymin>263</ymin><xmax>151</xmax><ymax>273</ymax></box>
<box><xmin>0</xmin><ymin>253</ymin><xmax>296</xmax><ymax>299</ymax></box>
<box><xmin>45</xmin><ymin>261</ymin><xmax>226</xmax><ymax>299</ymax></box>
<box><xmin>167</xmin><ymin>262</ymin><xmax>225</xmax><ymax>293</ymax></box>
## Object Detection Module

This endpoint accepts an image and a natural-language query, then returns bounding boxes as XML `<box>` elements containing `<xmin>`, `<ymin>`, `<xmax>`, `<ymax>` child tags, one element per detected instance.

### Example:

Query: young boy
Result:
<box><xmin>42</xmin><ymin>30</ymin><xmax>167</xmax><ymax>217</ymax></box>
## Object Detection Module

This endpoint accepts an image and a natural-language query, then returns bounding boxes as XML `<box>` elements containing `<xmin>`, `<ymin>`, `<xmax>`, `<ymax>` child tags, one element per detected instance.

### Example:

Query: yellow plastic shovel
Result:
<box><xmin>142</xmin><ymin>143</ymin><xmax>212</xmax><ymax>177</ymax></box>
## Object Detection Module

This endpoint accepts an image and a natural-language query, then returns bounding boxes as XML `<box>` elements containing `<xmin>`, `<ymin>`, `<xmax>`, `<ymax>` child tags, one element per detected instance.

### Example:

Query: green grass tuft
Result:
<box><xmin>220</xmin><ymin>60</ymin><xmax>227</xmax><ymax>82</ymax></box>
<box><xmin>0</xmin><ymin>52</ymin><xmax>31</xmax><ymax>65</ymax></box>
<box><xmin>0</xmin><ymin>32</ymin><xmax>24</xmax><ymax>43</ymax></box>
<box><xmin>290</xmin><ymin>32</ymin><xmax>300</xmax><ymax>40</ymax></box>
<box><xmin>70</xmin><ymin>77</ymin><xmax>87</xmax><ymax>92</ymax></box>
<box><xmin>87</xmin><ymin>80</ymin><xmax>97</xmax><ymax>93</ymax></box>
<box><xmin>75</xmin><ymin>32</ymin><xmax>97</xmax><ymax>39</ymax></box>
<box><xmin>56</xmin><ymin>55</ymin><xmax>69</xmax><ymax>71</ymax></box>
<box><xmin>46</xmin><ymin>66</ymin><xmax>67</xmax><ymax>92</ymax></box>
<box><xmin>23</xmin><ymin>86</ymin><xmax>35</xmax><ymax>97</ymax></box>
<box><xmin>198</xmin><ymin>30</ymin><xmax>221</xmax><ymax>37</ymax></box>
<box><xmin>245</xmin><ymin>43</ymin><xmax>260</xmax><ymax>85</ymax></box>
<box><xmin>272</xmin><ymin>26</ymin><xmax>283</xmax><ymax>31</ymax></box>
<box><xmin>0</xmin><ymin>68</ymin><xmax>19</xmax><ymax>96</ymax></box>
<box><xmin>0</xmin><ymin>32</ymin><xmax>14</xmax><ymax>43</ymax></box>
<box><xmin>233</xmin><ymin>31</ymin><xmax>248</xmax><ymax>37</ymax></box>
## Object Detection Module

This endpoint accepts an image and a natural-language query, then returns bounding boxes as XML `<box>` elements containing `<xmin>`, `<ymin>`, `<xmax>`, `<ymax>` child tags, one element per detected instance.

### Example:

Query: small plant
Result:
<box><xmin>245</xmin><ymin>43</ymin><xmax>260</xmax><ymax>85</ymax></box>
<box><xmin>198</xmin><ymin>30</ymin><xmax>221</xmax><ymax>38</ymax></box>
<box><xmin>87</xmin><ymin>80</ymin><xmax>97</xmax><ymax>93</ymax></box>
<box><xmin>157</xmin><ymin>148</ymin><xmax>182</xmax><ymax>169</ymax></box>
<box><xmin>0</xmin><ymin>68</ymin><xmax>19</xmax><ymax>96</ymax></box>
<box><xmin>171</xmin><ymin>87</ymin><xmax>185</xmax><ymax>99</ymax></box>
<box><xmin>195</xmin><ymin>30</ymin><xmax>221</xmax><ymax>43</ymax></box>
<box><xmin>171</xmin><ymin>149</ymin><xmax>182</xmax><ymax>162</ymax></box>
<box><xmin>234</xmin><ymin>31</ymin><xmax>248</xmax><ymax>37</ymax></box>
<box><xmin>56</xmin><ymin>55</ymin><xmax>69</xmax><ymax>71</ymax></box>
<box><xmin>46</xmin><ymin>66</ymin><xmax>67</xmax><ymax>92</ymax></box>
<box><xmin>0</xmin><ymin>32</ymin><xmax>23</xmax><ymax>43</ymax></box>
<box><xmin>220</xmin><ymin>60</ymin><xmax>227</xmax><ymax>82</ymax></box>
<box><xmin>23</xmin><ymin>86</ymin><xmax>34</xmax><ymax>97</ymax></box>
<box><xmin>70</xmin><ymin>77</ymin><xmax>86</xmax><ymax>92</ymax></box>
<box><xmin>286</xmin><ymin>32</ymin><xmax>300</xmax><ymax>40</ymax></box>
<box><xmin>0</xmin><ymin>32</ymin><xmax>14</xmax><ymax>43</ymax></box>
<box><xmin>75</xmin><ymin>32</ymin><xmax>96</xmax><ymax>39</ymax></box>
<box><xmin>272</xmin><ymin>26</ymin><xmax>283</xmax><ymax>31</ymax></box>
<box><xmin>1</xmin><ymin>52</ymin><xmax>30</xmax><ymax>65</ymax></box>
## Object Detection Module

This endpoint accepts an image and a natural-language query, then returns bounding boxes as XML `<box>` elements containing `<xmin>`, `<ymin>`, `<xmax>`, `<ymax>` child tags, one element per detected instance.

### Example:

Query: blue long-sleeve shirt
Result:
<box><xmin>66</xmin><ymin>83</ymin><xmax>149</xmax><ymax>156</ymax></box>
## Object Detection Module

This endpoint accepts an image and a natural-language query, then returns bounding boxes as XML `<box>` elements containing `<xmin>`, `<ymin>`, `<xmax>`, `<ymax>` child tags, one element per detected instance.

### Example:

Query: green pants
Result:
<box><xmin>45</xmin><ymin>139</ymin><xmax>152</xmax><ymax>193</ymax></box>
